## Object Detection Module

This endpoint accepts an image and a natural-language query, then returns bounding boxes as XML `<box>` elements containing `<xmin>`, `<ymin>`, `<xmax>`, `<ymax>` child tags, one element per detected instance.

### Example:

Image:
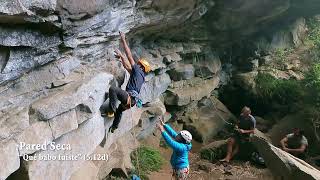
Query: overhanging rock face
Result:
<box><xmin>1</xmin><ymin>0</ymin><xmax>320</xmax><ymax>179</ymax></box>
<box><xmin>252</xmin><ymin>136</ymin><xmax>320</xmax><ymax>180</ymax></box>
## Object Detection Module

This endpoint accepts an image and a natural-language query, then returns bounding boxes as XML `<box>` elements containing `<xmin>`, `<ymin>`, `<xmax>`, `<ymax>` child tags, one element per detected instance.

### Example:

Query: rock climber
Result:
<box><xmin>220</xmin><ymin>106</ymin><xmax>256</xmax><ymax>163</ymax></box>
<box><xmin>280</xmin><ymin>128</ymin><xmax>308</xmax><ymax>159</ymax></box>
<box><xmin>156</xmin><ymin>117</ymin><xmax>192</xmax><ymax>180</ymax></box>
<box><xmin>104</xmin><ymin>31</ymin><xmax>151</xmax><ymax>133</ymax></box>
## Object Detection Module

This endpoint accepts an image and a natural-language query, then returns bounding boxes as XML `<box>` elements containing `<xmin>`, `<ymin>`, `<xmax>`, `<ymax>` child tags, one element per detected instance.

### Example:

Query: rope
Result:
<box><xmin>194</xmin><ymin>52</ymin><xmax>234</xmax><ymax>126</ymax></box>
<box><xmin>129</xmin><ymin>97</ymin><xmax>141</xmax><ymax>178</ymax></box>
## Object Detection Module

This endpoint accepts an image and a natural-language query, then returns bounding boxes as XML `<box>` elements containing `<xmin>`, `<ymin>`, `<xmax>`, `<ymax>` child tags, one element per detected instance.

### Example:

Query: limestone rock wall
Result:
<box><xmin>1</xmin><ymin>0</ymin><xmax>320</xmax><ymax>180</ymax></box>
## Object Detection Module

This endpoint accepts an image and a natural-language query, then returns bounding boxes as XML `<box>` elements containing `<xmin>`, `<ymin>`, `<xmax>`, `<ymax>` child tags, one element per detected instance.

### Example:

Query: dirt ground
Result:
<box><xmin>143</xmin><ymin>134</ymin><xmax>274</xmax><ymax>180</ymax></box>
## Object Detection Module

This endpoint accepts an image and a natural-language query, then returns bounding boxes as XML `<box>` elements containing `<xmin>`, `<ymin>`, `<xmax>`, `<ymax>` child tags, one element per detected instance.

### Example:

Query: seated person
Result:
<box><xmin>220</xmin><ymin>106</ymin><xmax>256</xmax><ymax>162</ymax></box>
<box><xmin>280</xmin><ymin>128</ymin><xmax>308</xmax><ymax>159</ymax></box>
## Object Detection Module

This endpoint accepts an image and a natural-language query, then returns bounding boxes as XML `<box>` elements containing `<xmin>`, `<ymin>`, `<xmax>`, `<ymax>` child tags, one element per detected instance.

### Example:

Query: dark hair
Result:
<box><xmin>293</xmin><ymin>128</ymin><xmax>304</xmax><ymax>136</ymax></box>
<box><xmin>177</xmin><ymin>134</ymin><xmax>188</xmax><ymax>144</ymax></box>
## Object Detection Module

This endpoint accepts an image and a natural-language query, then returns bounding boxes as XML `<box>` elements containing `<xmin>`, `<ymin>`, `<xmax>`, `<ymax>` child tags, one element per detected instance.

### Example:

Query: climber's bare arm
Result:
<box><xmin>238</xmin><ymin>128</ymin><xmax>255</xmax><ymax>134</ymax></box>
<box><xmin>114</xmin><ymin>49</ymin><xmax>132</xmax><ymax>73</ymax></box>
<box><xmin>280</xmin><ymin>137</ymin><xmax>288</xmax><ymax>149</ymax></box>
<box><xmin>286</xmin><ymin>144</ymin><xmax>307</xmax><ymax>154</ymax></box>
<box><xmin>119</xmin><ymin>31</ymin><xmax>135</xmax><ymax>66</ymax></box>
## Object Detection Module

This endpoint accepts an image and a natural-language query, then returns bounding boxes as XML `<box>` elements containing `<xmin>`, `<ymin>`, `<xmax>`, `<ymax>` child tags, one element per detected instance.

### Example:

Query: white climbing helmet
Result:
<box><xmin>180</xmin><ymin>130</ymin><xmax>192</xmax><ymax>143</ymax></box>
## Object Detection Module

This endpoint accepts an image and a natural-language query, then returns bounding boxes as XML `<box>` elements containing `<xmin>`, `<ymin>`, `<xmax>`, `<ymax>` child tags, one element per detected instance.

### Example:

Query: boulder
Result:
<box><xmin>0</xmin><ymin>27</ymin><xmax>61</xmax><ymax>48</ymax></box>
<box><xmin>4</xmin><ymin>48</ymin><xmax>59</xmax><ymax>73</ymax></box>
<box><xmin>164</xmin><ymin>76</ymin><xmax>219</xmax><ymax>106</ymax></box>
<box><xmin>163</xmin><ymin>53</ymin><xmax>182</xmax><ymax>64</ymax></box>
<box><xmin>69</xmin><ymin>161</ymin><xmax>99</xmax><ymax>180</ymax></box>
<box><xmin>140</xmin><ymin>73</ymin><xmax>171</xmax><ymax>103</ymax></box>
<box><xmin>138</xmin><ymin>99</ymin><xmax>166</xmax><ymax>140</ymax></box>
<box><xmin>168</xmin><ymin>63</ymin><xmax>195</xmax><ymax>81</ymax></box>
<box><xmin>200</xmin><ymin>140</ymin><xmax>228</xmax><ymax>162</ymax></box>
<box><xmin>182</xmin><ymin>96</ymin><xmax>235</xmax><ymax>143</ymax></box>
<box><xmin>98</xmin><ymin>132</ymin><xmax>138</xmax><ymax>179</ymax></box>
<box><xmin>75</xmin><ymin>104</ymin><xmax>94</xmax><ymax>124</ymax></box>
<box><xmin>0</xmin><ymin>107</ymin><xmax>29</xmax><ymax>141</ymax></box>
<box><xmin>71</xmin><ymin>129</ymin><xmax>139</xmax><ymax>180</ymax></box>
<box><xmin>0</xmin><ymin>0</ymin><xmax>57</xmax><ymax>16</ymax></box>
<box><xmin>193</xmin><ymin>51</ymin><xmax>221</xmax><ymax>78</ymax></box>
<box><xmin>58</xmin><ymin>0</ymin><xmax>108</xmax><ymax>17</ymax></box>
<box><xmin>158</xmin><ymin>43</ymin><xmax>184</xmax><ymax>56</ymax></box>
<box><xmin>252</xmin><ymin>135</ymin><xmax>320</xmax><ymax>180</ymax></box>
<box><xmin>25</xmin><ymin>115</ymin><xmax>105</xmax><ymax>180</ymax></box>
<box><xmin>234</xmin><ymin>71</ymin><xmax>258</xmax><ymax>91</ymax></box>
<box><xmin>102</xmin><ymin>106</ymin><xmax>144</xmax><ymax>149</ymax></box>
<box><xmin>291</xmin><ymin>18</ymin><xmax>307</xmax><ymax>47</ymax></box>
<box><xmin>182</xmin><ymin>43</ymin><xmax>201</xmax><ymax>54</ymax></box>
<box><xmin>0</xmin><ymin>55</ymin><xmax>80</xmax><ymax>111</ymax></box>
<box><xmin>48</xmin><ymin>109</ymin><xmax>78</xmax><ymax>139</ymax></box>
<box><xmin>14</xmin><ymin>121</ymin><xmax>54</xmax><ymax>155</ymax></box>
<box><xmin>0</xmin><ymin>140</ymin><xmax>20</xmax><ymax>180</ymax></box>
<box><xmin>0</xmin><ymin>47</ymin><xmax>60</xmax><ymax>85</ymax></box>
<box><xmin>254</xmin><ymin>116</ymin><xmax>273</xmax><ymax>133</ymax></box>
<box><xmin>31</xmin><ymin>73</ymin><xmax>113</xmax><ymax>120</ymax></box>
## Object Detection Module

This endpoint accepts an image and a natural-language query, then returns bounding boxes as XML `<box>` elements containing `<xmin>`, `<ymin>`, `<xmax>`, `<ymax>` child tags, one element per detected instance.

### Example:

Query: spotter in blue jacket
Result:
<box><xmin>161</xmin><ymin>124</ymin><xmax>192</xmax><ymax>169</ymax></box>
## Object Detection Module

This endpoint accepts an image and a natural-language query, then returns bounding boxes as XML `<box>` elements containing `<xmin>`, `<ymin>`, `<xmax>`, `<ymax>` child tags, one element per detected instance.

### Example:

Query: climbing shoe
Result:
<box><xmin>101</xmin><ymin>112</ymin><xmax>113</xmax><ymax>118</ymax></box>
<box><xmin>101</xmin><ymin>113</ymin><xmax>107</xmax><ymax>117</ymax></box>
<box><xmin>109</xmin><ymin>126</ymin><xmax>117</xmax><ymax>133</ymax></box>
<box><xmin>107</xmin><ymin>112</ymin><xmax>114</xmax><ymax>118</ymax></box>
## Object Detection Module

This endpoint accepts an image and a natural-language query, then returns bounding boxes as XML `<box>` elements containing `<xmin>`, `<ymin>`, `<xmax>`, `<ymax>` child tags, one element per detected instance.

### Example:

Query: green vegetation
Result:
<box><xmin>255</xmin><ymin>62</ymin><xmax>320</xmax><ymax>145</ymax></box>
<box><xmin>255</xmin><ymin>73</ymin><xmax>303</xmax><ymax>105</ymax></box>
<box><xmin>304</xmin><ymin>63</ymin><xmax>320</xmax><ymax>107</ymax></box>
<box><xmin>273</xmin><ymin>48</ymin><xmax>293</xmax><ymax>63</ymax></box>
<box><xmin>306</xmin><ymin>18</ymin><xmax>320</xmax><ymax>49</ymax></box>
<box><xmin>200</xmin><ymin>144</ymin><xmax>226</xmax><ymax>162</ymax></box>
<box><xmin>304</xmin><ymin>17</ymin><xmax>320</xmax><ymax>110</ymax></box>
<box><xmin>305</xmin><ymin>18</ymin><xmax>320</xmax><ymax>62</ymax></box>
<box><xmin>159</xmin><ymin>137</ymin><xmax>169</xmax><ymax>149</ymax></box>
<box><xmin>131</xmin><ymin>146</ymin><xmax>164</xmax><ymax>180</ymax></box>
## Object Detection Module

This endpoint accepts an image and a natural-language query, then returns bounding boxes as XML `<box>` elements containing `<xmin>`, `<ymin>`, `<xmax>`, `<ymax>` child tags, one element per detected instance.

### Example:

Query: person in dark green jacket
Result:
<box><xmin>156</xmin><ymin>118</ymin><xmax>192</xmax><ymax>180</ymax></box>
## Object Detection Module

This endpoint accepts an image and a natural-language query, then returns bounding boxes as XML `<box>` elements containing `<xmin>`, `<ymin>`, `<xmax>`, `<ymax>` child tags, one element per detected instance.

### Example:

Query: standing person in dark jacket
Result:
<box><xmin>156</xmin><ymin>118</ymin><xmax>192</xmax><ymax>180</ymax></box>
<box><xmin>220</xmin><ymin>106</ymin><xmax>256</xmax><ymax>162</ymax></box>
<box><xmin>105</xmin><ymin>31</ymin><xmax>151</xmax><ymax>133</ymax></box>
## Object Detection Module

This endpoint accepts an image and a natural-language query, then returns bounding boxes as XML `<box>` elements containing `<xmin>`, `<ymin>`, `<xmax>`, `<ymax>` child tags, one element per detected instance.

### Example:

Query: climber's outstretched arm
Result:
<box><xmin>119</xmin><ymin>31</ymin><xmax>135</xmax><ymax>66</ymax></box>
<box><xmin>161</xmin><ymin>130</ymin><xmax>187</xmax><ymax>152</ymax></box>
<box><xmin>114</xmin><ymin>49</ymin><xmax>132</xmax><ymax>73</ymax></box>
<box><xmin>164</xmin><ymin>124</ymin><xmax>178</xmax><ymax>138</ymax></box>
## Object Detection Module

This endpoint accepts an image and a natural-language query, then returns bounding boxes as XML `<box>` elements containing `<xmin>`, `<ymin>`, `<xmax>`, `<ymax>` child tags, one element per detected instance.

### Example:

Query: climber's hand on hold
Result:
<box><xmin>156</xmin><ymin>122</ymin><xmax>165</xmax><ymax>132</ymax></box>
<box><xmin>114</xmin><ymin>49</ymin><xmax>122</xmax><ymax>59</ymax></box>
<box><xmin>119</xmin><ymin>31</ymin><xmax>126</xmax><ymax>40</ymax></box>
<box><xmin>157</xmin><ymin>116</ymin><xmax>165</xmax><ymax>126</ymax></box>
<box><xmin>160</xmin><ymin>119</ymin><xmax>165</xmax><ymax>126</ymax></box>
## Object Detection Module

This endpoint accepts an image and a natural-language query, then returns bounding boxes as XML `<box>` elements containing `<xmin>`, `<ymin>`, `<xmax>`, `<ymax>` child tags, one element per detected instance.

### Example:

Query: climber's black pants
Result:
<box><xmin>108</xmin><ymin>86</ymin><xmax>135</xmax><ymax>129</ymax></box>
<box><xmin>109</xmin><ymin>86</ymin><xmax>128</xmax><ymax>113</ymax></box>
